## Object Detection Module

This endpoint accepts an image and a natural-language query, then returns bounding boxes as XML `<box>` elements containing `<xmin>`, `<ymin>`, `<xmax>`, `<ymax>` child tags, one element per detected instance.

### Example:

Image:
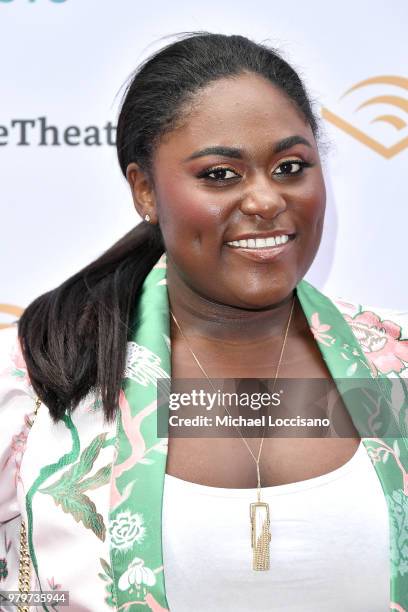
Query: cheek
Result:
<box><xmin>157</xmin><ymin>183</ymin><xmax>225</xmax><ymax>247</ymax></box>
<box><xmin>295</xmin><ymin>176</ymin><xmax>326</xmax><ymax>229</ymax></box>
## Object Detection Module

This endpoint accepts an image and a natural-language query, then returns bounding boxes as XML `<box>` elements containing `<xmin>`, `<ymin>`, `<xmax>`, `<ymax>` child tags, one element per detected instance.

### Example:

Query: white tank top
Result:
<box><xmin>162</xmin><ymin>441</ymin><xmax>390</xmax><ymax>611</ymax></box>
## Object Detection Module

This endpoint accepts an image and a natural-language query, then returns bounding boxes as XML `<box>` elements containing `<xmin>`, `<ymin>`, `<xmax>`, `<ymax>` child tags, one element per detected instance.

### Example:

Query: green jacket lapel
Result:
<box><xmin>109</xmin><ymin>253</ymin><xmax>171</xmax><ymax>611</ymax></box>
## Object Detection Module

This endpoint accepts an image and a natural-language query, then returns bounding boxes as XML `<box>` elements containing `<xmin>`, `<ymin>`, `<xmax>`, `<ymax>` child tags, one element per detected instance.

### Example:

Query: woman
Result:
<box><xmin>0</xmin><ymin>32</ymin><xmax>407</xmax><ymax>612</ymax></box>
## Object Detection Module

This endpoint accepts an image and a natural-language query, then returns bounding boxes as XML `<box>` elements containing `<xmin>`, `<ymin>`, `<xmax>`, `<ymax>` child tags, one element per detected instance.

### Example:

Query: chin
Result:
<box><xmin>221</xmin><ymin>271</ymin><xmax>296</xmax><ymax>309</ymax></box>
<box><xmin>228</xmin><ymin>287</ymin><xmax>293</xmax><ymax>310</ymax></box>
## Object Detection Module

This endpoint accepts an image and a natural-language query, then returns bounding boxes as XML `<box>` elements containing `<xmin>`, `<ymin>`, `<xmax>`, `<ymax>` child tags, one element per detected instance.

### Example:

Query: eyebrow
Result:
<box><xmin>183</xmin><ymin>135</ymin><xmax>312</xmax><ymax>162</ymax></box>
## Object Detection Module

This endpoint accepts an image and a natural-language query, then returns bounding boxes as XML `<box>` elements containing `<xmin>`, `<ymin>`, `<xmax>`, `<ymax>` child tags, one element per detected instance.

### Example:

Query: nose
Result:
<box><xmin>239</xmin><ymin>176</ymin><xmax>287</xmax><ymax>219</ymax></box>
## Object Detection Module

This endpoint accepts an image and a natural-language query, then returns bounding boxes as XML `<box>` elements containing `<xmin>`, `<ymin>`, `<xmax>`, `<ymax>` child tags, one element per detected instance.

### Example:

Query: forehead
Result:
<box><xmin>157</xmin><ymin>72</ymin><xmax>313</xmax><ymax>156</ymax></box>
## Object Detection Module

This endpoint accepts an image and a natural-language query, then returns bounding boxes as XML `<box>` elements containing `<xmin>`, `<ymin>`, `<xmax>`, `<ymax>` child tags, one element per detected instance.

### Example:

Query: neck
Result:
<box><xmin>166</xmin><ymin>264</ymin><xmax>304</xmax><ymax>347</ymax></box>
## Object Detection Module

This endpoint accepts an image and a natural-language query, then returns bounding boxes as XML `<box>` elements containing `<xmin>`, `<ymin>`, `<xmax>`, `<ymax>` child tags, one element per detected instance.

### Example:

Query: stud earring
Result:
<box><xmin>144</xmin><ymin>214</ymin><xmax>151</xmax><ymax>222</ymax></box>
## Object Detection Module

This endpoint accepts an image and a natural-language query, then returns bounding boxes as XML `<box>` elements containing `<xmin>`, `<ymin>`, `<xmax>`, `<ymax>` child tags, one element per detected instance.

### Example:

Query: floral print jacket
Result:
<box><xmin>0</xmin><ymin>253</ymin><xmax>407</xmax><ymax>611</ymax></box>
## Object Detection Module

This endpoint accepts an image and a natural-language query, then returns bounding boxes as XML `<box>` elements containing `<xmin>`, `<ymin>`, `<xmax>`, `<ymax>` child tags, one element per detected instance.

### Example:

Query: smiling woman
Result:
<box><xmin>1</xmin><ymin>32</ymin><xmax>407</xmax><ymax>612</ymax></box>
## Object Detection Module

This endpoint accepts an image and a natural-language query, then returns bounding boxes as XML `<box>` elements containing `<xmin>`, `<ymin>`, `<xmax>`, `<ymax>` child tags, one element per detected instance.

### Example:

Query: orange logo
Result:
<box><xmin>321</xmin><ymin>76</ymin><xmax>408</xmax><ymax>158</ymax></box>
<box><xmin>0</xmin><ymin>303</ymin><xmax>23</xmax><ymax>329</ymax></box>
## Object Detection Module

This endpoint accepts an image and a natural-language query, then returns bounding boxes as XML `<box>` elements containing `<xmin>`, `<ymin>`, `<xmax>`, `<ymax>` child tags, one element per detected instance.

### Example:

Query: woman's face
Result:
<box><xmin>149</xmin><ymin>72</ymin><xmax>326</xmax><ymax>309</ymax></box>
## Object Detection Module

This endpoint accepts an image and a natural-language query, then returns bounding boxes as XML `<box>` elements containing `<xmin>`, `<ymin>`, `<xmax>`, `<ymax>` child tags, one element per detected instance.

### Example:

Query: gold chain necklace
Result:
<box><xmin>170</xmin><ymin>295</ymin><xmax>295</xmax><ymax>571</ymax></box>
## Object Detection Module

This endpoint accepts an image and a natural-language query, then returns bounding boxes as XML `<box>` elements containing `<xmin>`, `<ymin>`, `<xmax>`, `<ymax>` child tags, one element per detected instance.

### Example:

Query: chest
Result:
<box><xmin>166</xmin><ymin>334</ymin><xmax>361</xmax><ymax>488</ymax></box>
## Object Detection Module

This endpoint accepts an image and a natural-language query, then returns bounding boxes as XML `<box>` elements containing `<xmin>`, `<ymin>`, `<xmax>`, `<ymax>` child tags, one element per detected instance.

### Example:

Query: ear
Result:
<box><xmin>126</xmin><ymin>162</ymin><xmax>158</xmax><ymax>224</ymax></box>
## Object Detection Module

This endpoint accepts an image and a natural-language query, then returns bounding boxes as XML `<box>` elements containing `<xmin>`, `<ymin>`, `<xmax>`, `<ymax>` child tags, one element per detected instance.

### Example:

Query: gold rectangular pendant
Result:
<box><xmin>250</xmin><ymin>501</ymin><xmax>271</xmax><ymax>571</ymax></box>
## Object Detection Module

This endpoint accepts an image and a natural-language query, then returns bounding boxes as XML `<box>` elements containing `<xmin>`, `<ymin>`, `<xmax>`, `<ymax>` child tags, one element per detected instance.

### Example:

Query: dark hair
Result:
<box><xmin>18</xmin><ymin>31</ymin><xmax>322</xmax><ymax>423</ymax></box>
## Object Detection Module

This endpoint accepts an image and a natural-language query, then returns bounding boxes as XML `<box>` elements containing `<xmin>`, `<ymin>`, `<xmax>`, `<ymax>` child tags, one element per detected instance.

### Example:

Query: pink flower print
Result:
<box><xmin>344</xmin><ymin>311</ymin><xmax>408</xmax><ymax>375</ymax></box>
<box><xmin>11</xmin><ymin>429</ymin><xmax>28</xmax><ymax>455</ymax></box>
<box><xmin>5</xmin><ymin>413</ymin><xmax>33</xmax><ymax>486</ymax></box>
<box><xmin>310</xmin><ymin>312</ymin><xmax>335</xmax><ymax>346</ymax></box>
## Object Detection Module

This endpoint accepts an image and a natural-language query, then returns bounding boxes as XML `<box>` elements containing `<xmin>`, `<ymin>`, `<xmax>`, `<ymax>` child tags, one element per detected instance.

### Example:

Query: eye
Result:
<box><xmin>197</xmin><ymin>166</ymin><xmax>240</xmax><ymax>182</ymax></box>
<box><xmin>274</xmin><ymin>160</ymin><xmax>312</xmax><ymax>176</ymax></box>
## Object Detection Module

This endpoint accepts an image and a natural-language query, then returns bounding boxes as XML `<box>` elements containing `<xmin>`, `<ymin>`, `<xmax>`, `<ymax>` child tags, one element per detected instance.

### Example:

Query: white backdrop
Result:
<box><xmin>1</xmin><ymin>0</ymin><xmax>407</xmax><ymax>328</ymax></box>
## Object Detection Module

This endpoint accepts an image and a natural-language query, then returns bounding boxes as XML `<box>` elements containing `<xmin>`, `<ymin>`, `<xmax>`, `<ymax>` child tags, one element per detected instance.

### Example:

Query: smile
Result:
<box><xmin>226</xmin><ymin>234</ymin><xmax>291</xmax><ymax>249</ymax></box>
<box><xmin>224</xmin><ymin>234</ymin><xmax>296</xmax><ymax>263</ymax></box>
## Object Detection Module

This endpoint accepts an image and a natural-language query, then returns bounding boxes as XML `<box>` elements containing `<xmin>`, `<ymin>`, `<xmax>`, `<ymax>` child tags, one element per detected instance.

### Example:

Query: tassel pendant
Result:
<box><xmin>250</xmin><ymin>501</ymin><xmax>271</xmax><ymax>570</ymax></box>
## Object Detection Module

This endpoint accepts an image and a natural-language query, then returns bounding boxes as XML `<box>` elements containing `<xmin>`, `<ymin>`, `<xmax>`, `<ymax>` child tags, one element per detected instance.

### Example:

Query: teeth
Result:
<box><xmin>227</xmin><ymin>235</ymin><xmax>290</xmax><ymax>249</ymax></box>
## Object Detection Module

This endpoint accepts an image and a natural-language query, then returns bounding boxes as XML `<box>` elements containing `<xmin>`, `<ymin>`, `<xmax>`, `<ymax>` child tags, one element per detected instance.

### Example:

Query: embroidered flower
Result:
<box><xmin>386</xmin><ymin>489</ymin><xmax>408</xmax><ymax>578</ymax></box>
<box><xmin>344</xmin><ymin>311</ymin><xmax>408</xmax><ymax>375</ymax></box>
<box><xmin>109</xmin><ymin>510</ymin><xmax>145</xmax><ymax>551</ymax></box>
<box><xmin>310</xmin><ymin>312</ymin><xmax>335</xmax><ymax>346</ymax></box>
<box><xmin>124</xmin><ymin>342</ymin><xmax>169</xmax><ymax>386</ymax></box>
<box><xmin>118</xmin><ymin>557</ymin><xmax>156</xmax><ymax>592</ymax></box>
